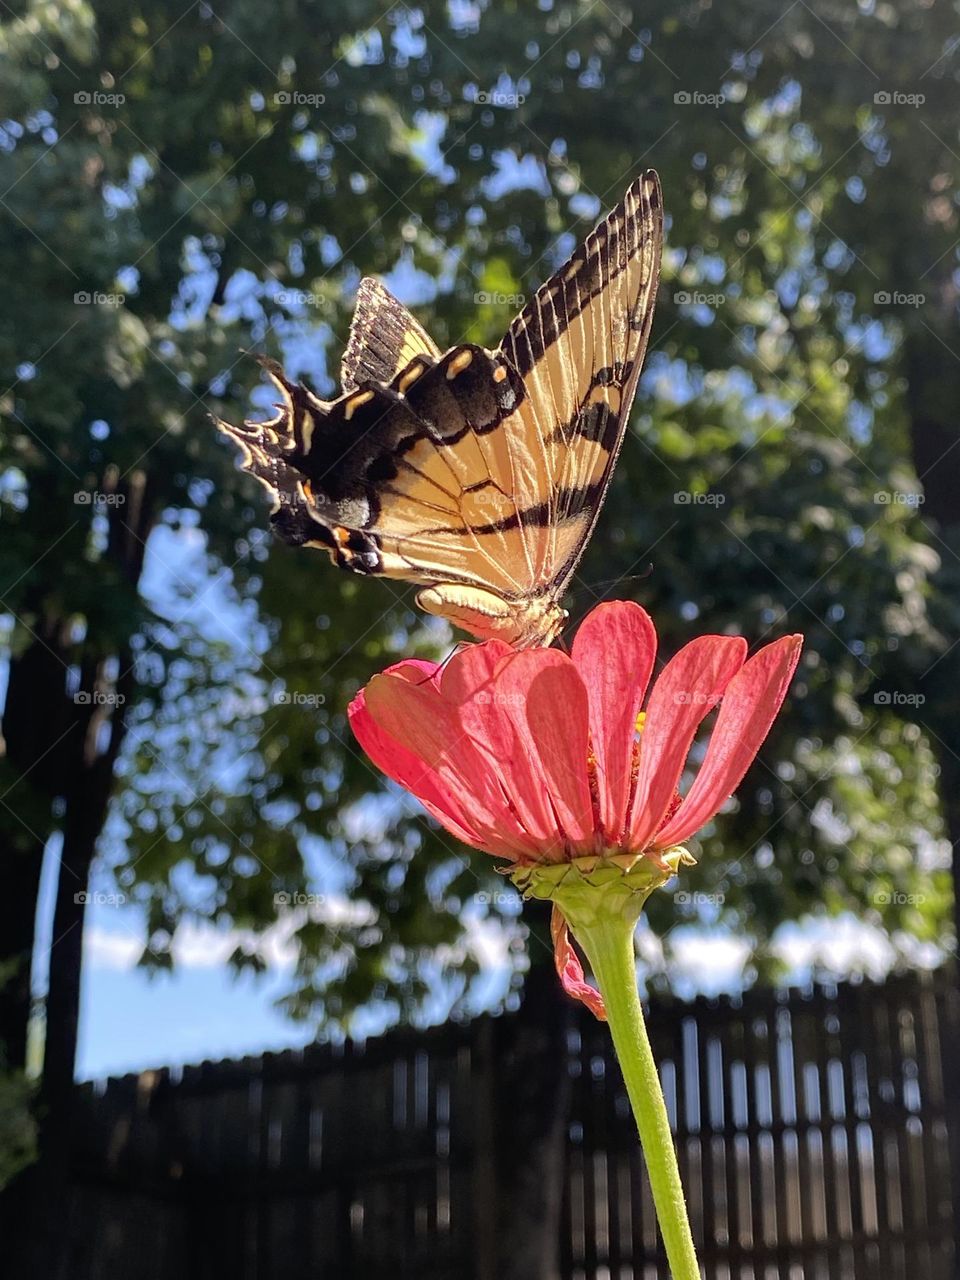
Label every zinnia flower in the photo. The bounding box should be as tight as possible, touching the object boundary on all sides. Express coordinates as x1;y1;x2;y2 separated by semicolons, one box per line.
349;601;801;1016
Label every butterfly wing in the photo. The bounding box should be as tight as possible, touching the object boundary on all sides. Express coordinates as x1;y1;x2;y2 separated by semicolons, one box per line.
219;346;548;601
497;168;662;596
340;278;441;392
217;173;662;644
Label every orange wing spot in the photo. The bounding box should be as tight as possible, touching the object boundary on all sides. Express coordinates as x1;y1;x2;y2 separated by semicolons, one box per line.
492;365;508;383
398;363;424;394
345;390;374;420
446;350;474;380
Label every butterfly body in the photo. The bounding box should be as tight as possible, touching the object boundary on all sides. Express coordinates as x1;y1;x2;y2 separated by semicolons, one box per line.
218;171;663;646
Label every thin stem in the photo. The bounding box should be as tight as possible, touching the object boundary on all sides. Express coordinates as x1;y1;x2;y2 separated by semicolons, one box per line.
576;917;701;1280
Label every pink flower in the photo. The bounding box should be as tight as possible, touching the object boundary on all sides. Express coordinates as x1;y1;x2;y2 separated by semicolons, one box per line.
349;602;802;1015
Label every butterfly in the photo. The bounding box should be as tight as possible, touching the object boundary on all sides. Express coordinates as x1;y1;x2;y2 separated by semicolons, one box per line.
217;170;662;647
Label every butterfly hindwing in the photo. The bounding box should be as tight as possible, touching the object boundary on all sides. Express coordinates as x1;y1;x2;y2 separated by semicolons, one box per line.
233;346;544;602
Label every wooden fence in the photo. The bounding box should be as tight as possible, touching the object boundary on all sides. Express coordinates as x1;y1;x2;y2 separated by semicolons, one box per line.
65;967;960;1279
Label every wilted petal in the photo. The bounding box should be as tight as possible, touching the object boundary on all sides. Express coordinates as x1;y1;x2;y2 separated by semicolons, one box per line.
628;635;747;849
655;634;803;848
551;905;606;1020
572;601;657;842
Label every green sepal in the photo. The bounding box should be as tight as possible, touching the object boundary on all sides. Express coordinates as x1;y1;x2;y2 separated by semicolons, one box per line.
509;847;696;931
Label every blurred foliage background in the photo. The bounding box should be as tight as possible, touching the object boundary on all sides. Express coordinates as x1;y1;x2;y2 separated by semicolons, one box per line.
1;0;959;1157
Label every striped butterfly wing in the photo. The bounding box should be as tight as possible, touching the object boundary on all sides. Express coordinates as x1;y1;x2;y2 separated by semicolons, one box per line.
340;278;441;391
220;345;549;604
497;169;662;598
217;172;662;645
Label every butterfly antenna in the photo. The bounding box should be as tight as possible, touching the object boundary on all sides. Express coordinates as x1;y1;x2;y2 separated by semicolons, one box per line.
577;566;653;600
562;567;654;632
411;640;470;688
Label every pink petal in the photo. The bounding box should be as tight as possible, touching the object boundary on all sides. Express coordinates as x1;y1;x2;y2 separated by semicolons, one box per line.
354;674;533;859
348;686;481;847
443;647;580;856
628;635;748;849
440;644;556;849
497;651;595;853
572;601;657;843
551;906;607;1020
655;634;803;848
381;657;444;687
440;640;514;702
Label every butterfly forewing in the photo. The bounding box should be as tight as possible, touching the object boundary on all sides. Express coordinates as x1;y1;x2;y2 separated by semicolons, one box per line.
498;170;662;592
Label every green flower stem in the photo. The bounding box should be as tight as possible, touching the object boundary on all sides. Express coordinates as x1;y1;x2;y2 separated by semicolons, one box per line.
572;912;701;1280
511;852;701;1280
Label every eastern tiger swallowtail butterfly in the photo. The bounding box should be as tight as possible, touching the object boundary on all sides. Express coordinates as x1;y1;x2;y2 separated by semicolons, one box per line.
217;170;662;647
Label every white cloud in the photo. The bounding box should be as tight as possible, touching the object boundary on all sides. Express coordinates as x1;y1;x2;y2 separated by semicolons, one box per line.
83;928;141;971
668;930;752;995
771;913;907;980
82;892;377;975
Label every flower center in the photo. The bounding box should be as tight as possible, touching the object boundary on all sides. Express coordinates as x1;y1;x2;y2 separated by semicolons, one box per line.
585;708;681;851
